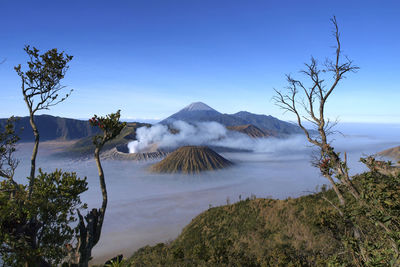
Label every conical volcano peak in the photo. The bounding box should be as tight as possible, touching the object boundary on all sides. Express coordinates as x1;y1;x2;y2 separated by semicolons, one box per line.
182;102;216;112
149;146;233;174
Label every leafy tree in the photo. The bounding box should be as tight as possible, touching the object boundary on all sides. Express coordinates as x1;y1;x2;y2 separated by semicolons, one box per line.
14;45;73;198
274;17;400;265
67;110;126;267
0;119;88;266
0;47;88;266
0;117;19;184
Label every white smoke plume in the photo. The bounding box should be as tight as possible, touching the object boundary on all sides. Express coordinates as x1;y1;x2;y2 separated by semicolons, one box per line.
127;120;308;154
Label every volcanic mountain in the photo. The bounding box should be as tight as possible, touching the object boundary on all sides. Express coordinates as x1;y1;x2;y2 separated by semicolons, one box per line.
227;124;273;138
231;111;302;135
149;146;233;174
159;102;302;135
160;102;248;126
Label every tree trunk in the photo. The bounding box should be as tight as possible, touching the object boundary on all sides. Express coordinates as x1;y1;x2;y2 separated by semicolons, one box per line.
324;174;345;205
70;143;108;267
94;144;107;218
28;114;39;198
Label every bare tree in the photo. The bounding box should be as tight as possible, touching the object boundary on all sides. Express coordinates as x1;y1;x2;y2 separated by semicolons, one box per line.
274;17;399;264
14;45;73;198
274;17;359;205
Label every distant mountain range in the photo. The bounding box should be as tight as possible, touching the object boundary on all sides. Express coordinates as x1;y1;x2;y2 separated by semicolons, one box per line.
0;115;99;142
0;102;302;143
160;102;302;135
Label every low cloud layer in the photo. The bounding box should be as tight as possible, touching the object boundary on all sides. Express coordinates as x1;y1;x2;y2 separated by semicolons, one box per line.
127;120;308;154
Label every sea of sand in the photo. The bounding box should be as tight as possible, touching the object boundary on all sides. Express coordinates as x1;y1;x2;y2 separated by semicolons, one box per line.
12;123;399;264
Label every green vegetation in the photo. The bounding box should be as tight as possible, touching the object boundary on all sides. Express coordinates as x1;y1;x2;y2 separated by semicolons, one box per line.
65;111;126;266
0;47;126;267
0;47;90;266
125;190;338;266
0;169;87;266
112;168;397;266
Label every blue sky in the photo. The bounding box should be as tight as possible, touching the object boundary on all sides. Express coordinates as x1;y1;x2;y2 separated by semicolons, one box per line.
0;0;399;123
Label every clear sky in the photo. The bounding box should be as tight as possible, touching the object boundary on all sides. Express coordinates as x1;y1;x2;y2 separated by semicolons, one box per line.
0;0;399;123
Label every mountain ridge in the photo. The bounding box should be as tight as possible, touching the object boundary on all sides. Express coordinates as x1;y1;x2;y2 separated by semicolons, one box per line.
160;102;302;135
0;114;100;142
227;124;273;138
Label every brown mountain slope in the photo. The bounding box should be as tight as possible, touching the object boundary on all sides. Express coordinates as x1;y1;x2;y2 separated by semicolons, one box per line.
227;124;273;138
149;146;233;174
378;145;400;161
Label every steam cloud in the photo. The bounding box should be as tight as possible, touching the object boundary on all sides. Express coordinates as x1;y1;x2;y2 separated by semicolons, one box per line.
127;120;308;154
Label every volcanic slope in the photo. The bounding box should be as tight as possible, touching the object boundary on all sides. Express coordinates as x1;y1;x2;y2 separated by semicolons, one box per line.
160;102;248;126
227;124;272;138
378;145;400;161
232;111;302;135
149;146;233;174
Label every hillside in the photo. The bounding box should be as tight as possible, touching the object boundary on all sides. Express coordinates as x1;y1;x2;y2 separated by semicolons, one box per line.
62;122;151;157
232;111;303;135
149;146;233;174
126;191;341;266
378;145;400;161
159;102;302;135
227;124;273;138
0;115;100;142
104;169;400;266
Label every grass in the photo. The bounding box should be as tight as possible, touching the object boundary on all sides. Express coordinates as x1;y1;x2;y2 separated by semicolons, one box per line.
123;189;342;266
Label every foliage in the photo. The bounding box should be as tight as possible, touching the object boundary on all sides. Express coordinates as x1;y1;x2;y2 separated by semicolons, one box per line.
0;117;19;180
127;193;344;266
65;110;126;267
15;45;74;198
90;110;127;148
0;46;90;266
104;257;125;267
0;169;88;266
14;45;73;113
126;168;400;266
322;170;400;266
